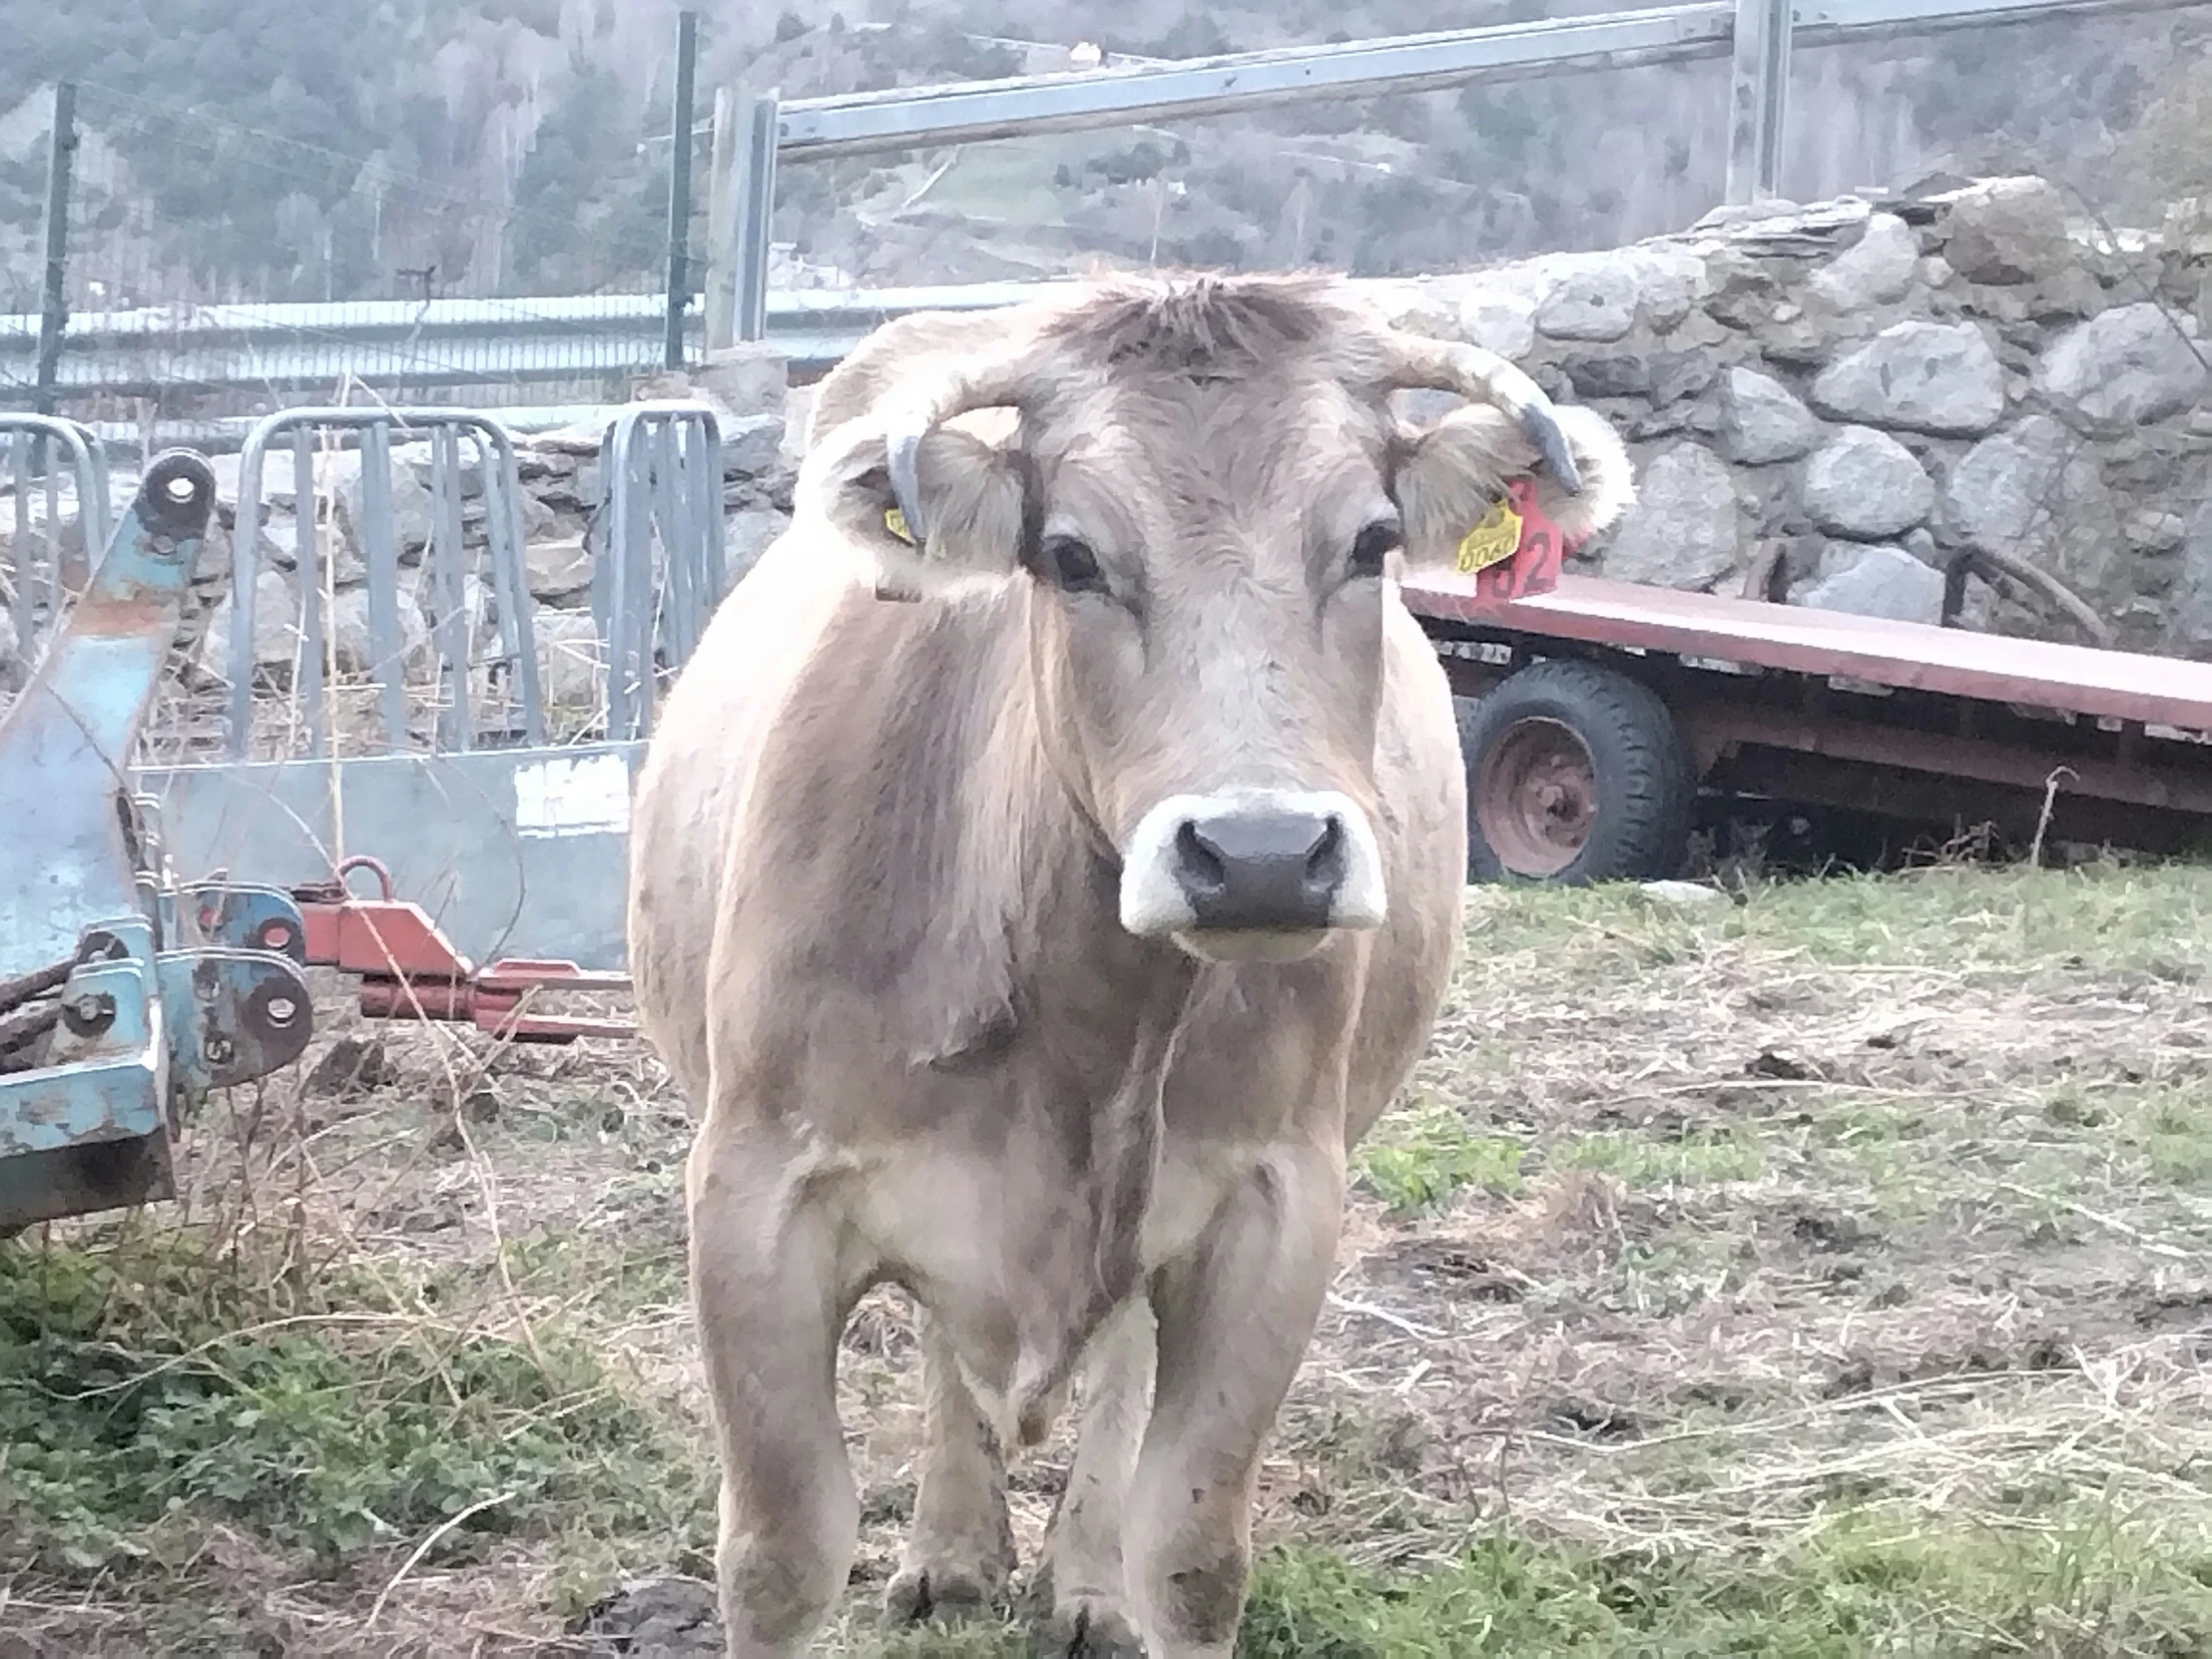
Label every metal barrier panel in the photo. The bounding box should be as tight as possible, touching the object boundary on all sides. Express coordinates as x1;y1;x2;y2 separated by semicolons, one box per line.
132;401;736;971
225;407;546;761
0;415;110;675
593;401;725;742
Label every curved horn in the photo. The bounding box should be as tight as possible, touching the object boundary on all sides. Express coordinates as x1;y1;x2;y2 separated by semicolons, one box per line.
1379;330;1584;496
880;342;1049;547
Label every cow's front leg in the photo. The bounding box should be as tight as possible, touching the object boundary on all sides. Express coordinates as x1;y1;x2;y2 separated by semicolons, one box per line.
689;1127;862;1658
1030;1296;1155;1656
884;1310;1017;1623
1130;1142;1344;1659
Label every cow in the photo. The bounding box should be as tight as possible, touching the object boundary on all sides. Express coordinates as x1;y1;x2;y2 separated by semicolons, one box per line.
627;274;1635;1658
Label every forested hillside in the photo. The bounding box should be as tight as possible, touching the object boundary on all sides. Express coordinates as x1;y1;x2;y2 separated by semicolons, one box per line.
4;0;2210;312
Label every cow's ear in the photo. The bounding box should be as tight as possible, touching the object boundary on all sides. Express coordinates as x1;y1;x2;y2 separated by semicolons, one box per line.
802;413;1026;600
1393;401;1635;572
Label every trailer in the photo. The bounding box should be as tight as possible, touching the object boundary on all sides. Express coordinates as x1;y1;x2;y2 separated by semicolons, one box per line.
1405;571;2212;881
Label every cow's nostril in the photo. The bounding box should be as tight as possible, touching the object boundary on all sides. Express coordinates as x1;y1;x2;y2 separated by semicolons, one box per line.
1175;821;1229;898
1305;818;1345;884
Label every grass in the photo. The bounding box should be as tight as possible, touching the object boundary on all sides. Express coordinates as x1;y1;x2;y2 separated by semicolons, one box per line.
0;1232;711;1582
7;861;2212;1654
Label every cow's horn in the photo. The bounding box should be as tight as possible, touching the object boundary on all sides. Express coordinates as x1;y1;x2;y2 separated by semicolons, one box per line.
1379;330;1584;496
881;350;1043;549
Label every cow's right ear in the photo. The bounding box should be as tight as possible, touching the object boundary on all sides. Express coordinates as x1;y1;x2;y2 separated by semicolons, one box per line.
801;413;1026;601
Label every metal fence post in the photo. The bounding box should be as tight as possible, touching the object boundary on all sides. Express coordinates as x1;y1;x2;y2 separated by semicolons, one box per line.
735;91;781;343
34;82;77;418
663;9;700;370
1725;0;1793;206
705;87;739;351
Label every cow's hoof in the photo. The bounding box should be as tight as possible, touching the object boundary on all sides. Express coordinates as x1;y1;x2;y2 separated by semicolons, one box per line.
1032;1595;1149;1658
882;1559;1003;1625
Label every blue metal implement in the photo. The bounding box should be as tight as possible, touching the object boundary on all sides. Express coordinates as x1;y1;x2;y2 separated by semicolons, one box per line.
0;452;314;1230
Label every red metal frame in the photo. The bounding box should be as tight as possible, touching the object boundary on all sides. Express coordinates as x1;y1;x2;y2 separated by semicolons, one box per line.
289;856;634;1044
1402;572;2212;733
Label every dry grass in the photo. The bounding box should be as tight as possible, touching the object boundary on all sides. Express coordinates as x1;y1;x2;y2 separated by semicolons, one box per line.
4;864;2210;1655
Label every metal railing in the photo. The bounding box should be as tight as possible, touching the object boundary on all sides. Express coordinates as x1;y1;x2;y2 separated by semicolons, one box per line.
707;0;2208;340
0;415;111;668
226;407;545;760
593;402;727;742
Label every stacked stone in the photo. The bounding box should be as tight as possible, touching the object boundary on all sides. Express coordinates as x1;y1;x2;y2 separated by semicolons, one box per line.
1377;176;2211;656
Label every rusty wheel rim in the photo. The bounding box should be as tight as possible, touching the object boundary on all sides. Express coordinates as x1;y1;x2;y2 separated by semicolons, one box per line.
1474;716;1598;877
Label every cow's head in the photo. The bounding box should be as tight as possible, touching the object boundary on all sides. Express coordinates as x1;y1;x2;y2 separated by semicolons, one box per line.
800;276;1634;963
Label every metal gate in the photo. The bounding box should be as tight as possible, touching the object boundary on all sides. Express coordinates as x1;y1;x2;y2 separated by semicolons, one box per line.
130;402;731;972
0;414;112;675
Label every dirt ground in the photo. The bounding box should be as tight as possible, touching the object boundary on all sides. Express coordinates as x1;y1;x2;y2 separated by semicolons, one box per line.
3;865;2208;1657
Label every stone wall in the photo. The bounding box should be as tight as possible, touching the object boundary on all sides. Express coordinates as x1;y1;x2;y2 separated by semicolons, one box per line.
1370;175;2212;657
8;173;2208;728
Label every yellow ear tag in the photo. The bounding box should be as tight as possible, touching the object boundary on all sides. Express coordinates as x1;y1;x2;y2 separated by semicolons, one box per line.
883;505;915;544
1455;497;1522;575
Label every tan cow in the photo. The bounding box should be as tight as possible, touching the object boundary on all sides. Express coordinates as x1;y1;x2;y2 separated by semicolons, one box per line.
628;274;1634;1658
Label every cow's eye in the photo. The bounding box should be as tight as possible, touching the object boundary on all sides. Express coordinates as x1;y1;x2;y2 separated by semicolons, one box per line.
1036;533;1107;594
1348;518;1401;579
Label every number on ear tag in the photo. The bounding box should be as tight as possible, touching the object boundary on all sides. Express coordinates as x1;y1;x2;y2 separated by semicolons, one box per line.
1454;498;1522;575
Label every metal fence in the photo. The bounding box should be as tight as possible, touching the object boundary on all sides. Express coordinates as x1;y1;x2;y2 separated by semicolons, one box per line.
111;401;728;971
711;0;2212;342
7;0;2206;398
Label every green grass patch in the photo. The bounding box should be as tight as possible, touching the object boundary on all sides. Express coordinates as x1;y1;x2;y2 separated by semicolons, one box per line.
1544;1126;1764;1188
1354;1101;1525;1216
0;1234;711;1576
1237;1507;2212;1657
1464;864;2212;980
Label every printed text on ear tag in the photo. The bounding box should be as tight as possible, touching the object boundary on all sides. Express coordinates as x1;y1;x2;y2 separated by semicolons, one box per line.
1454;497;1521;575
884;506;914;544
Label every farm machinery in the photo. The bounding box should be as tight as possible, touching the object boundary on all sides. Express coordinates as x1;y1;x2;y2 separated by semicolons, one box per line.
0;454;315;1231
0;433;638;1235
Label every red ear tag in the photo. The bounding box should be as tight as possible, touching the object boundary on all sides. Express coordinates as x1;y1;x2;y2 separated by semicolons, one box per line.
1457;477;1566;608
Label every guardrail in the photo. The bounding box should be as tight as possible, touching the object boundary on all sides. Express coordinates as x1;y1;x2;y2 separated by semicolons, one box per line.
716;0;2209;339
5;0;2199;396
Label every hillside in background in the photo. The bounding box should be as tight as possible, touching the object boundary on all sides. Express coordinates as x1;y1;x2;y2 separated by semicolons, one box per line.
3;0;2212;311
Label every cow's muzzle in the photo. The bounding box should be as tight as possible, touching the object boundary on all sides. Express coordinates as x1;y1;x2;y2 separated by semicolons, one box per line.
1119;791;1387;956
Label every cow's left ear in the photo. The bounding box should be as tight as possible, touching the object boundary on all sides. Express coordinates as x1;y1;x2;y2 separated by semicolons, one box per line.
800;411;1026;601
1393;401;1636;573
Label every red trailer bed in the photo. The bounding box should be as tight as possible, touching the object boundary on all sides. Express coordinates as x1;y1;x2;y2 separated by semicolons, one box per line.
1398;571;2212;880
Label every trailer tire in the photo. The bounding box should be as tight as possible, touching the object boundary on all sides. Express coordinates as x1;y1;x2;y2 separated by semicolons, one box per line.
1458;658;1695;885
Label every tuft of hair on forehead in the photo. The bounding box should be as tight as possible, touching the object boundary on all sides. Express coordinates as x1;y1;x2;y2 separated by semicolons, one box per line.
1044;273;1355;378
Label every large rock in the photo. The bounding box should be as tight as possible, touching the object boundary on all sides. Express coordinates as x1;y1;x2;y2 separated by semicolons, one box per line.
726;509;788;587
197;569;298;682
1801;426;1935;539
527;535;594;604
1810;213;1918;311
329;585;432;680
536;610;606;711
696;340;790;418
1792;543;1945;624
1937;177;2071;285
1534;264;1639;343
1596;442;1742;590
1943;414;2121;602
721;414;786;478
1718;367;1822;464
2036;303;2208;430
1457;291;1537;358
1810;321;2006;435
333;451;438;564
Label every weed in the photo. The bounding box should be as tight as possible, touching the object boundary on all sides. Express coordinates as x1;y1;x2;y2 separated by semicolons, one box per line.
1353;1101;1524;1216
0;1233;711;1577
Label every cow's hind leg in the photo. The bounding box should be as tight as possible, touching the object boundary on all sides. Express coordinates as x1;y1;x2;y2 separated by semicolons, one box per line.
1029;1297;1155;1656
884;1309;1017;1623
690;1137;860;1658
1131;1145;1343;1658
